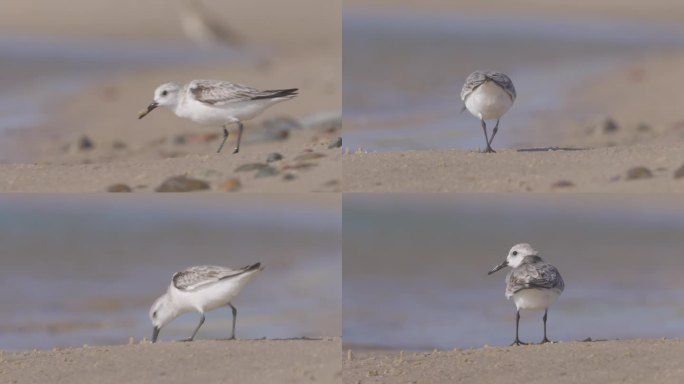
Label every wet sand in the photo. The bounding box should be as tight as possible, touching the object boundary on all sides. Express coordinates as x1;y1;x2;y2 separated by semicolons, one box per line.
0;338;341;384
0;0;340;193
344;339;684;384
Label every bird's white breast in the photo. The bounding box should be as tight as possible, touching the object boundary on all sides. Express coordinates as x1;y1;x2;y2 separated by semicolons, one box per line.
464;81;514;120
512;288;560;310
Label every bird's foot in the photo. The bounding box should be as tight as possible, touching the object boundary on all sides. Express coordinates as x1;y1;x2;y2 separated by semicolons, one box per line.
232;147;239;154
510;340;527;346
479;147;496;154
180;338;195;342
539;338;552;344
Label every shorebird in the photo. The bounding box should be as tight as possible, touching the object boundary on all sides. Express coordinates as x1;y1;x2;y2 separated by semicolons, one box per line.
461;70;516;153
150;262;263;343
176;0;241;48
488;243;564;345
138;80;298;154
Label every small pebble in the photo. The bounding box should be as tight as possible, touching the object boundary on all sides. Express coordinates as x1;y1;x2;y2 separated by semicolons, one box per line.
294;153;326;161
266;153;284;163
155;175;210;192
255;166;279;178
674;164;684;179
78;135;94;151
602;118;619;133
112;141;127;150
282;173;296;181
328;137;342;149
625;166;652;180
235;163;268;172
637;123;652;132
107;184;132;193
219;178;241;192
551;180;574;189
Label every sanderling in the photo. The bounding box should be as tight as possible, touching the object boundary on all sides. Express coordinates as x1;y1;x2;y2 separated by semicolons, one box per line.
138;80;298;154
488;243;564;345
461;70;516;153
150;262;263;343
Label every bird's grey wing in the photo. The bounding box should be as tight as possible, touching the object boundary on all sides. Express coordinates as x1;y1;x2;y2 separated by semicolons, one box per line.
460;71;487;101
485;71;517;101
172;265;252;291
506;263;564;297
188;80;262;105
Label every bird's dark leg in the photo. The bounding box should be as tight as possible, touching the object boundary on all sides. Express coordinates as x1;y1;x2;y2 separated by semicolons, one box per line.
233;121;244;154
228;303;237;340
511;310;526;346
182;313;206;342
487;119;500;149
217;127;229;154
540;309;551;344
481;119;495;153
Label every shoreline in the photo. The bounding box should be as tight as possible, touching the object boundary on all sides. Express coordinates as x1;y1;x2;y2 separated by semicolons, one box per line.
344;338;684;383
0;338;342;384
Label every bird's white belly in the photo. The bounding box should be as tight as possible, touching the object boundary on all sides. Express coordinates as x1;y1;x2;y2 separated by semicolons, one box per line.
465;81;513;120
175;98;288;125
513;289;560;310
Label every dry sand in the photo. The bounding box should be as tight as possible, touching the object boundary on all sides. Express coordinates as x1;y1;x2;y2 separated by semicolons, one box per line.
0;338;341;384
344;339;684;384
343;2;684;193
0;0;340;192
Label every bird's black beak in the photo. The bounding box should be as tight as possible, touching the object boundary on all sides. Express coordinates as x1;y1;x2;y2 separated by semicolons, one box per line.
138;102;158;119
152;326;160;343
488;260;508;275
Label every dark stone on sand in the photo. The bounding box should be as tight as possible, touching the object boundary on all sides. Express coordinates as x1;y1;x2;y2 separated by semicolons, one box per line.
551;180;575;189
674;164;684;179
328;137;342;149
112;141;127;150
282;173;296;181
155;175;210;192
255;166;279;178
235;163;268;172
602;118;619;133
284;162;318;171
107;184;132;193
78;135;95;151
626;166;653;180
294;152;326;161
637;123;652;132
266;153;284;163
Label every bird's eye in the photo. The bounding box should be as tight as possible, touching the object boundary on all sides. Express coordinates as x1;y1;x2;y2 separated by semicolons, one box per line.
153;311;157;318
512;251;518;256
161;90;168;97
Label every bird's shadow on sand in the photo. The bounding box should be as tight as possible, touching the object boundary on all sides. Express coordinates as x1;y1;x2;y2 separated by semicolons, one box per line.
516;147;588;152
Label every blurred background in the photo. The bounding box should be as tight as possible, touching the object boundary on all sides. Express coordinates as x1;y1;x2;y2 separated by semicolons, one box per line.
343;194;684;350
0;195;341;351
0;0;340;164
344;0;684;151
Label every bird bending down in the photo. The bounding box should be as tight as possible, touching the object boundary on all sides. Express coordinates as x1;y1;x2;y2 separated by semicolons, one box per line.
461;70;516;153
488;244;564;346
150;262;263;343
139;80;298;154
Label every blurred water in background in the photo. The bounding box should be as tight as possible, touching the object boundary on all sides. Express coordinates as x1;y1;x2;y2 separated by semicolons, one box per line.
343;195;684;350
0;195;340;351
343;10;684;151
0;36;248;157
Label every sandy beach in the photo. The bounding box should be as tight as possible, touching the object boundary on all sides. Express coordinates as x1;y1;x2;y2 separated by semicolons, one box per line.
343;0;684;193
343;339;684;383
0;0;340;192
0;338;342;384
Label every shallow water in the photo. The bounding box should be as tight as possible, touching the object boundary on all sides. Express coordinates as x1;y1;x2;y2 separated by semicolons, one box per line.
343;195;684;350
0;196;340;351
0;36;248;155
343;10;684;151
